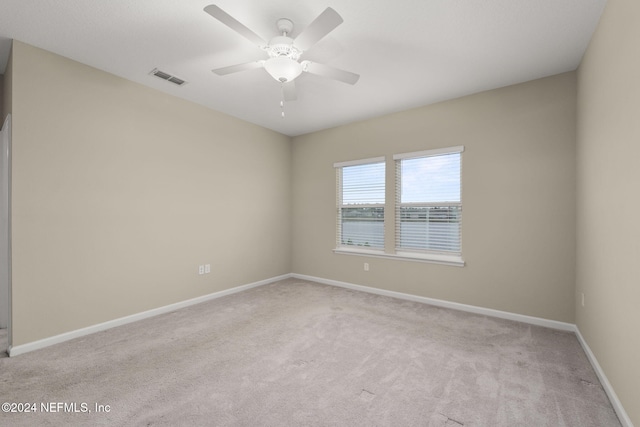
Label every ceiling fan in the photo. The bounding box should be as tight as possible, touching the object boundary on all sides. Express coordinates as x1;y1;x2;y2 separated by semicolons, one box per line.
204;5;359;103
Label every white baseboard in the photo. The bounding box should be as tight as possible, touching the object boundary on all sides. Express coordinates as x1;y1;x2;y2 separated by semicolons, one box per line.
291;273;575;331
8;273;291;357
291;273;633;426
574;328;633;427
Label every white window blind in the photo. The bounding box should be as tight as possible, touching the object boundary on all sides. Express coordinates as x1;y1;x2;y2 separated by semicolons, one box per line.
394;147;463;255
335;158;385;249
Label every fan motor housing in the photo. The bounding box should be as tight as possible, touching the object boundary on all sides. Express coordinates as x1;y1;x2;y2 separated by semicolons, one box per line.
267;35;302;60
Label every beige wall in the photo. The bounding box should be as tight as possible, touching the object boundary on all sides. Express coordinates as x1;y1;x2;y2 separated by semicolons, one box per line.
292;72;577;323
9;41;291;346
577;0;640;424
0;73;4;122
1;48;10;123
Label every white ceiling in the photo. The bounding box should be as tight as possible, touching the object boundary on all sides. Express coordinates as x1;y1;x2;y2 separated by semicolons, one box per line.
0;0;606;136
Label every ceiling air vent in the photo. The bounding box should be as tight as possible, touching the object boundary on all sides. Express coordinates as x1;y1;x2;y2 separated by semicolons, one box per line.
150;68;187;86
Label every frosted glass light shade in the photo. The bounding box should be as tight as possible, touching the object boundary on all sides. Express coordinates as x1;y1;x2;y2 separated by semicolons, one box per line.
264;57;303;83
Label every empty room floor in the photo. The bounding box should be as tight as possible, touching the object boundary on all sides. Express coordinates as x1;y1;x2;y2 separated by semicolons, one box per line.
0;279;620;426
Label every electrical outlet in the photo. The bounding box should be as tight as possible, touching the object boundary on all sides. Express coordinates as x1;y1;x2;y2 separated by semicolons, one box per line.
364;263;369;271
198;265;205;275
205;264;211;274
581;292;585;307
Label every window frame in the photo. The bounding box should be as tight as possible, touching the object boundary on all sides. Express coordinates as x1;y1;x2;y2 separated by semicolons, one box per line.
334;157;386;254
333;147;464;267
393;146;464;266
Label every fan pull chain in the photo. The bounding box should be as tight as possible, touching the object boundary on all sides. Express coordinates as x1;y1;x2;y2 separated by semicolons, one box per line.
280;84;286;118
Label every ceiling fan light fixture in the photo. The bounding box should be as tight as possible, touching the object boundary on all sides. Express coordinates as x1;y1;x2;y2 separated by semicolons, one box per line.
264;57;302;83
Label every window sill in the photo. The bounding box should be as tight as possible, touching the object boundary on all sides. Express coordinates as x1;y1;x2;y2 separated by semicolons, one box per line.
333;247;465;267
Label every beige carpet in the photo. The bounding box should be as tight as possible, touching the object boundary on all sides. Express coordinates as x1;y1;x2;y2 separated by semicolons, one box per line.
0;278;621;426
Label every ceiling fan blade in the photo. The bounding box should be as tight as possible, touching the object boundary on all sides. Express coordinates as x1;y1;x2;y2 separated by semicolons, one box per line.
294;7;343;51
212;61;264;76
204;5;266;48
282;81;297;101
302;61;360;85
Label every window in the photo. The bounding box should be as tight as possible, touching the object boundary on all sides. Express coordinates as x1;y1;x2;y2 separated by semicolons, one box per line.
335;158;385;250
334;147;464;267
394;147;463;258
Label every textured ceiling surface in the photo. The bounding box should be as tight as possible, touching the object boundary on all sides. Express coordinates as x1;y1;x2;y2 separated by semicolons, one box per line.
0;0;606;136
